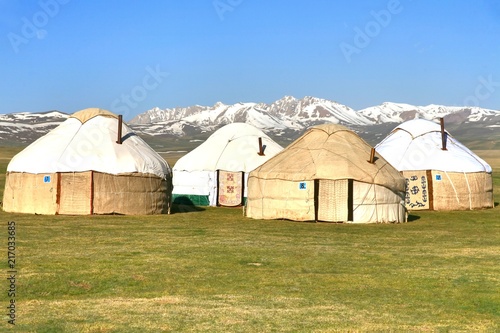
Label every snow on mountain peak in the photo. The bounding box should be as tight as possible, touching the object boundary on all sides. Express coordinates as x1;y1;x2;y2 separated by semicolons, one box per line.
126;96;499;137
359;102;500;124
213;101;226;108
1;99;498;143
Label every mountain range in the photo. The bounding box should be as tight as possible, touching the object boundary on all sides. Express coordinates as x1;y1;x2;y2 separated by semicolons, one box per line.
1;96;499;149
129;96;499;137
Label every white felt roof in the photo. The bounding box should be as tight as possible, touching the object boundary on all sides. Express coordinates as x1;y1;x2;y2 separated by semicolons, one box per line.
375;119;491;173
173;123;283;172
7;108;170;178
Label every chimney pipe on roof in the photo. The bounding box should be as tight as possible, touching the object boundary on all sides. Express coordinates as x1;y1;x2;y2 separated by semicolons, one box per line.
368;147;376;164
440;117;447;151
257;137;265;156
116;115;123;144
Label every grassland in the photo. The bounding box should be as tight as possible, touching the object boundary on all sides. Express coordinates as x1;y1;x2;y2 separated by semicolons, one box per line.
0;146;498;332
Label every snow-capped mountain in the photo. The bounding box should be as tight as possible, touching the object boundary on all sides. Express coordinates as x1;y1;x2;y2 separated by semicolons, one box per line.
129;96;499;137
0;111;69;144
0;98;498;146
358;102;499;124
130;96;374;136
0;110;68;122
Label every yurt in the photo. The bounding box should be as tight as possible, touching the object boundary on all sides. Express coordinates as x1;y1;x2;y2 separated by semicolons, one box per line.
3;108;172;215
172;123;283;207
245;124;407;223
375;118;493;211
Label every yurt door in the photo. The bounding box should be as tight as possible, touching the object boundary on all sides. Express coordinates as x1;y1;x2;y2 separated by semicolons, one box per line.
217;170;244;207
315;179;353;222
404;171;432;210
57;172;93;215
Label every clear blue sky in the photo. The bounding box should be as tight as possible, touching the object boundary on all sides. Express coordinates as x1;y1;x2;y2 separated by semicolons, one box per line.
1;0;499;120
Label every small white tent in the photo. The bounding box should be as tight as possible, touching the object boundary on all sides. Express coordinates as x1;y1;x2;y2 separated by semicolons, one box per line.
3;108;172;215
375;119;493;210
172;123;283;206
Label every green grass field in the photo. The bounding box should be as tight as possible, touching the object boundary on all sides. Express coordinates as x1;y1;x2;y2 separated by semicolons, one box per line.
0;147;498;332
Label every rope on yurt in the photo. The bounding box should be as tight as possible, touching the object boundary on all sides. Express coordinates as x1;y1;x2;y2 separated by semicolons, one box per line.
464;172;472;210
444;171;460;204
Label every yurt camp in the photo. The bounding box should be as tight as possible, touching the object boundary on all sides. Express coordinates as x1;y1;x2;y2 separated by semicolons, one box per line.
172;123;283;207
3;108;172;215
245;124;407;223
375;118;493;211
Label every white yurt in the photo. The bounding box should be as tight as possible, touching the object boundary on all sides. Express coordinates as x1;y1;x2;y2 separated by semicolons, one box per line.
3;108;172;215
245;124;407;223
172;123;283;207
375;118;493;211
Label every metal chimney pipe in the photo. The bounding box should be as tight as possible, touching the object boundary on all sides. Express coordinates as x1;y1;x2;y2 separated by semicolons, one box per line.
116;115;123;144
440;117;447;151
258;137;265;156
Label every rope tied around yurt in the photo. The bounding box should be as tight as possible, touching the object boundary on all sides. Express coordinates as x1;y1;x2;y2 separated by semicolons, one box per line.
463;172;472;210
444;171;460;204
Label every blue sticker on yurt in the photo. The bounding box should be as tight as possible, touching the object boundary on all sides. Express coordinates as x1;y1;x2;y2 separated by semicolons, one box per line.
435;174;442;181
299;182;307;190
43;175;51;183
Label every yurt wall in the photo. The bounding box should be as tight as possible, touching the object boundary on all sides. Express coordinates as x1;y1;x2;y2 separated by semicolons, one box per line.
3;171;171;215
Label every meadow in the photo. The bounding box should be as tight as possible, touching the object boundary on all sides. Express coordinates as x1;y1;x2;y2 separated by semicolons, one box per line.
0;147;498;332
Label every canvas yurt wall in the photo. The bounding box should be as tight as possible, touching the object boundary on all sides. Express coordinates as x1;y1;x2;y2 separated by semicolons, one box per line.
172;123;283;207
3;108;172;215
246;124;407;223
375;119;493;211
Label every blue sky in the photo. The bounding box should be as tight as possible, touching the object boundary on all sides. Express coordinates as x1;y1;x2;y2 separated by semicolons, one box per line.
1;0;499;120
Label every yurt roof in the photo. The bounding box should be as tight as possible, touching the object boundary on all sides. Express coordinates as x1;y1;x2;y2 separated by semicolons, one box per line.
250;123;405;192
173;123;283;172
375;119;492;173
70;107;117;123
7;108;170;178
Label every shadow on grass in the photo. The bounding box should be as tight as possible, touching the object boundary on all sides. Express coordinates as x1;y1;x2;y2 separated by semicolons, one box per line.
170;199;206;214
407;214;421;222
495;202;499;207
